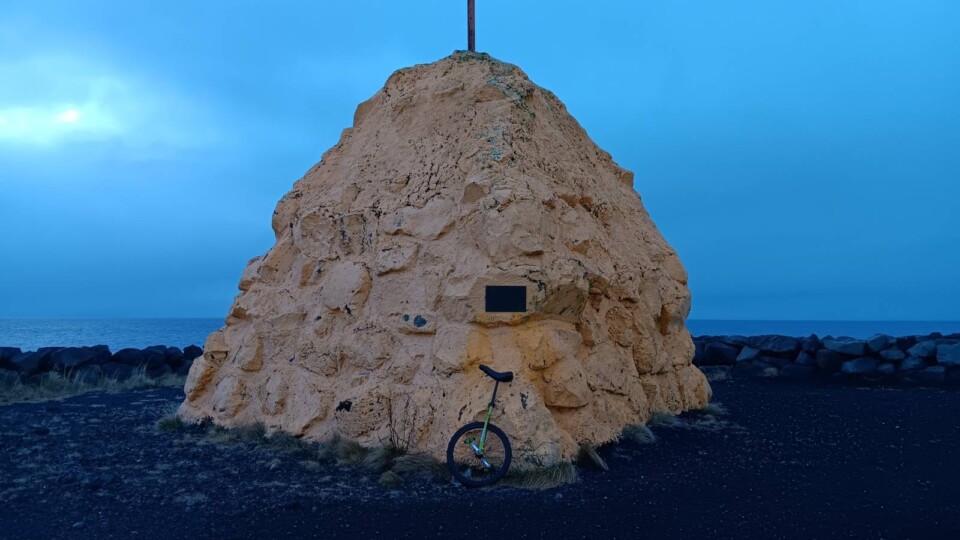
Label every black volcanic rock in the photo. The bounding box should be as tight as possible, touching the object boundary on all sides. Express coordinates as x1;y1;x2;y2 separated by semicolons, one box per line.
816;349;847;374
142;348;167;370
896;336;918;351
746;335;801;356
50;346;111;371
0;347;22;369
900;356;928;372
795;351;817;367
699;342;740;366
822;338;867;356
841;358;878;376
801;335;821;354
112;349;145;366
183;345;203;361
912;366;946;385
866;334;893;353
10;349;56;375
164;347;185;368
907;340;937;359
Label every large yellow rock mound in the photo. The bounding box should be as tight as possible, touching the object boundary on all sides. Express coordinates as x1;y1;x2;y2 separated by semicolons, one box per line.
178;51;710;467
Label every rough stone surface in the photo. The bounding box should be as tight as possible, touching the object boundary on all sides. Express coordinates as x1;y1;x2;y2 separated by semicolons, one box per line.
178;52;710;465
736;346;761;363
794;351;817;367
701;342;740;366
907;340;937;359
747;335;800;356
866;334;893;353
936;343;960;367
900;356;928;372
841;358;878;376
911;366;946;385
878;349;906;362
816;349;846;374
822;338;867;356
49;346;111;372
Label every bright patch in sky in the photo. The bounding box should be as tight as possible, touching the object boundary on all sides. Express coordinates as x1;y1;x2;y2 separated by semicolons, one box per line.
0;54;218;150
57;108;79;123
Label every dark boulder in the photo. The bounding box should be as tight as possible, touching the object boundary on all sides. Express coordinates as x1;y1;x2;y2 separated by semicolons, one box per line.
936;343;960;367
183;345;203;362
913;366;946;385
10;349;56;375
878;349;906;362
841;358;878;376
694;339;704;360
736;346;761;363
142;348;167;370
0;347;22;369
822;338;867;356
795;351;817;367
698;342;740;366
896;336;918;351
907;340;937;359
746;335;800;356
112;348;145;366
866;334;893;353
947;368;960;387
900;356;928;372
714;335;751;348
102;363;134;381
164;347;185;368
50;346;111;372
877;363;896;376
760;356;793;369
801;335;821;354
816;349;847;374
148;363;173;377
779;365;816;379
175;358;194;376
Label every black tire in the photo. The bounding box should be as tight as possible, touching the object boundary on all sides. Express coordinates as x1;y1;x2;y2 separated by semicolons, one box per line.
446;421;512;488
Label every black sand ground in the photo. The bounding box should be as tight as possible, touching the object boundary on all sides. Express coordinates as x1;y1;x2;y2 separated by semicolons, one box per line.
1;379;958;539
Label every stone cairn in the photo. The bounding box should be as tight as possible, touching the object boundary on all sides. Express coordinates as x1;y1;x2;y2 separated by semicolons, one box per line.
177;51;711;467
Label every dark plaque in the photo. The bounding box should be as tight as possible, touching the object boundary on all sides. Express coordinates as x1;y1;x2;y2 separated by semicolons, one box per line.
485;286;526;313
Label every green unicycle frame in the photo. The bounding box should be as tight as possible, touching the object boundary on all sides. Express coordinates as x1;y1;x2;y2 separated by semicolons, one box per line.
446;364;514;487
470;383;500;468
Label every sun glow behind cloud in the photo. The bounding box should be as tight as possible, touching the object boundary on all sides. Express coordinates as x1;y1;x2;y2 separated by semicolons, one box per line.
0;53;218;151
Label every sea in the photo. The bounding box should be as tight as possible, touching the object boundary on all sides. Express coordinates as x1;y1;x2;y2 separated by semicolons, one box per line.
1;318;959;353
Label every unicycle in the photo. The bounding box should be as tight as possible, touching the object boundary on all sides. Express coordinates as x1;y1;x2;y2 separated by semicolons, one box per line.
446;364;513;487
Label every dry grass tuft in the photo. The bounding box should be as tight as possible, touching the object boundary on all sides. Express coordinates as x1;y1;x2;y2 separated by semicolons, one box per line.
320;434;369;467
0;367;185;404
649;411;685;428
696;402;728;416
390;453;450;483
501;462;579;490
702;366;732;382
621;424;657;444
155;403;184;432
577;442;609;471
379;470;404;487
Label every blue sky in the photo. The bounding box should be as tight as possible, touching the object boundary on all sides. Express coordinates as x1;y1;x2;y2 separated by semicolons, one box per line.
0;0;957;320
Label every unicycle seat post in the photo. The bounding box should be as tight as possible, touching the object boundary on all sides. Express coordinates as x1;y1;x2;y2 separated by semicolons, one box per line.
489;380;500;408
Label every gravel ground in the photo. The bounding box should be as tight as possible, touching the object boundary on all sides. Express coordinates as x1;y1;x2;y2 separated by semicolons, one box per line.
1;379;958;539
